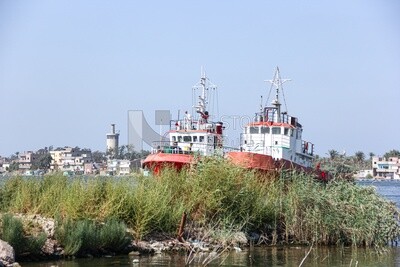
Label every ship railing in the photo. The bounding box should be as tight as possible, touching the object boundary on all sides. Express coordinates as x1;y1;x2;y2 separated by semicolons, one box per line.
254;108;291;124
301;141;314;156
170;119;223;132
150;141;238;155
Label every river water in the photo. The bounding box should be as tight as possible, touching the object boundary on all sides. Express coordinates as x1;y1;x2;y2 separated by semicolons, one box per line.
21;180;400;267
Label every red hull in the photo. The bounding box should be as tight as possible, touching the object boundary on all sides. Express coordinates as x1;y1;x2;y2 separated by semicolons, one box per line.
227;151;308;171
227;151;328;181
142;153;194;174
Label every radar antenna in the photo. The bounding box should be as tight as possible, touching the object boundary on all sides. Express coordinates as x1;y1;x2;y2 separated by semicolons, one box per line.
265;67;291;122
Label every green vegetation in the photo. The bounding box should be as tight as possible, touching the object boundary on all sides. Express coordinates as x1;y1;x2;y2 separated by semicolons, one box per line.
317;149;400;180
317;150;374;180
0;158;399;256
55;217;130;256
0;214;46;257
384;149;400;159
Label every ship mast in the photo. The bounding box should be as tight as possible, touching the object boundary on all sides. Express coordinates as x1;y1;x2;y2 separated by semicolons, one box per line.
265;67;291;123
198;69;207;115
193;68;217;123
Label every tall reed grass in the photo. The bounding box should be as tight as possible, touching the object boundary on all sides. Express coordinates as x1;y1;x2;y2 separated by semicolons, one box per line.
0;158;398;249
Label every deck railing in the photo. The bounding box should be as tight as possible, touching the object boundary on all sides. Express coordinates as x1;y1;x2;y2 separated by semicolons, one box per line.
150;141;238;155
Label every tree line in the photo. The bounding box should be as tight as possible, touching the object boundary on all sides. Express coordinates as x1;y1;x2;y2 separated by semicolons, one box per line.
3;145;150;172
316;149;400;180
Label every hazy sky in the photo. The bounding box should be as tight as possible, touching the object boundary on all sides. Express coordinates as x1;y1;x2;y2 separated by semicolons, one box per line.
0;0;399;157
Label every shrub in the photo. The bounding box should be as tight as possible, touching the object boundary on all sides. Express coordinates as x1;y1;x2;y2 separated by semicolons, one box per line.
0;214;46;257
1;214;26;255
55;217;130;256
98;218;130;252
55;218;84;256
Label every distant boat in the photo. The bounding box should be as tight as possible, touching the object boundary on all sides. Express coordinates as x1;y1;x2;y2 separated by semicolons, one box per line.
142;70;233;174
227;67;328;181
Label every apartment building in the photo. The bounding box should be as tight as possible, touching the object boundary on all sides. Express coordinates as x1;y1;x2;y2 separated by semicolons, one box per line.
18;151;37;172
50;147;92;173
107;159;131;175
372;156;400;179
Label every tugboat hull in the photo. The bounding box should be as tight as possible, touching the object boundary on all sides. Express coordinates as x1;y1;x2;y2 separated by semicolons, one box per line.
227;151;308;172
142;153;194;175
227;151;328;181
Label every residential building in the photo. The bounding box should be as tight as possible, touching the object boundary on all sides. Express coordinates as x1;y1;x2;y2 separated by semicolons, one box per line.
107;159;131;175
0;163;10;173
84;162;105;175
353;169;373;179
372;156;400;179
0;157;4;173
50;147;92;173
18;151;37;172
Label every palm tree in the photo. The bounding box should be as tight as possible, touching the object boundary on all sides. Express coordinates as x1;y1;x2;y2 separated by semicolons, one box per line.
354;151;365;163
353;151;366;170
384;149;400;159
328;149;339;160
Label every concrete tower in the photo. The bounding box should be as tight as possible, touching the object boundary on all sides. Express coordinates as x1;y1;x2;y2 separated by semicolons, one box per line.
106;124;119;158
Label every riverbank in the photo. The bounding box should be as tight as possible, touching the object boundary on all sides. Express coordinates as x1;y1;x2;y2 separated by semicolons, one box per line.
1;158;399;264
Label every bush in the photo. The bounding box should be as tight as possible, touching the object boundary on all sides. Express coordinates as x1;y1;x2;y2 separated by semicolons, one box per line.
1;214;26;255
55;219;84;256
0;214;46;257
55;217;130;256
98;218;130;252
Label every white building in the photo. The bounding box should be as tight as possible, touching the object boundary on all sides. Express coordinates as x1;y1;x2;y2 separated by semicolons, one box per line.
50;147;92;173
18;151;37;172
372;156;400;179
107;159;131;175
0;157;4;173
353;169;373;179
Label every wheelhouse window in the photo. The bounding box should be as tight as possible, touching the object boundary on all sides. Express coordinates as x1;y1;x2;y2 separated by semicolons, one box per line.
177;136;183;142
284;128;289;136
193;136;198;143
272;127;281;134
172;136;176;141
261;127;270;134
183;135;192;142
249;127;259;134
296;129;302;139
199;136;205;142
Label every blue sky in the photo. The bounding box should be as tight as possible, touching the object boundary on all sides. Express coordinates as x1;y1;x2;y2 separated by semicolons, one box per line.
0;0;399;157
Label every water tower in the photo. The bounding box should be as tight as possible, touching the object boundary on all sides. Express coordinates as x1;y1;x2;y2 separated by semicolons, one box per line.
106;124;119;158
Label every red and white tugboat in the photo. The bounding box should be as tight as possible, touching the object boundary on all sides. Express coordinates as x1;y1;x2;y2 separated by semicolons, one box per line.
142;70;225;174
227;67;327;180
